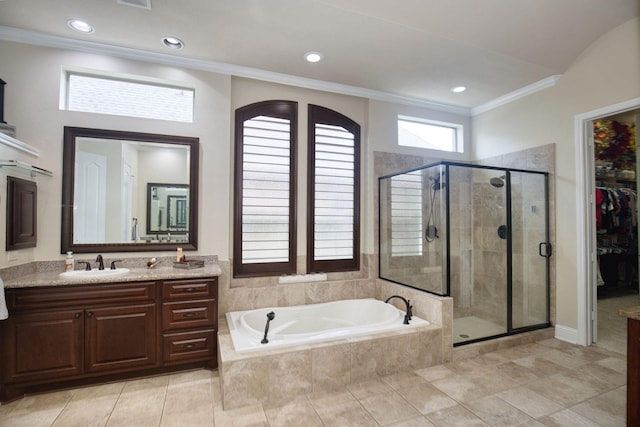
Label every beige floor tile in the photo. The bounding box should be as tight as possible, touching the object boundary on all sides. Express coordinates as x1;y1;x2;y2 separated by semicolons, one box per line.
414;365;455;382
313;399;376;427
425;404;489;426
0;390;75;427
213;401;268;427
511;354;568;377
0;406;66;427
51;397;117;427
68;382;124;401
388;416;436;427
537;349;591;370
495;386;563;418
595;356;627;374
464;395;534;427
569;386;626;427
359;390;421;425
525;371;604;407
537;408;603;427
431;374;484;402
494;360;543;384
396;382;458;415
107;386;166;426
347;377;393;399
382;371;428;390
264;398;323;427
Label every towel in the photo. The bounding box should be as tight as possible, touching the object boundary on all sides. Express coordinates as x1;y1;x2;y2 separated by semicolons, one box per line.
0;276;7;320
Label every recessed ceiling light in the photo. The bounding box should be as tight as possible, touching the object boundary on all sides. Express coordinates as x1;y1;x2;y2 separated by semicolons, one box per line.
162;36;184;49
305;52;323;63
451;86;467;93
67;19;94;34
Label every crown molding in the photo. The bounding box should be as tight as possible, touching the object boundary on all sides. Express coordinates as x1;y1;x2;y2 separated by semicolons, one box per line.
471;75;562;116
0;26;472;116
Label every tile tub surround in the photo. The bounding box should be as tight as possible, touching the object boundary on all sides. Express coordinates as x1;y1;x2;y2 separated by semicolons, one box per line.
217;314;444;410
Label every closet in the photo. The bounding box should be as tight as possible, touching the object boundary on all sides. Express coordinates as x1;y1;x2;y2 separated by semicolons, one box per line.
594;111;639;296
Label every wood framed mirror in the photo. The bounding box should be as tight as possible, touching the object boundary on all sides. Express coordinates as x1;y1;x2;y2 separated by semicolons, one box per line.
61;127;199;253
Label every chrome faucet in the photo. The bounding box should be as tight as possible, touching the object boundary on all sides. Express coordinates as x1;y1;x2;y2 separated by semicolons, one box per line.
385;295;413;324
96;254;105;270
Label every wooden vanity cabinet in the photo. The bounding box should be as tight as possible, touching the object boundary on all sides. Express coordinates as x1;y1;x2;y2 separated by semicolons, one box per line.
161;277;218;368
0;277;218;402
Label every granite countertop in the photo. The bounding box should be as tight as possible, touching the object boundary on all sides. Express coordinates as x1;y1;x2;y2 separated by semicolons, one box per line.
619;306;640;321
2;257;222;289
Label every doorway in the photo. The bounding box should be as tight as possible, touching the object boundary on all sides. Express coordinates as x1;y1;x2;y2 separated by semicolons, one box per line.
592;110;639;354
576;98;640;348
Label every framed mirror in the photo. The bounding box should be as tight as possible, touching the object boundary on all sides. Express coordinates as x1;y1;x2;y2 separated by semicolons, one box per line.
61;127;199;253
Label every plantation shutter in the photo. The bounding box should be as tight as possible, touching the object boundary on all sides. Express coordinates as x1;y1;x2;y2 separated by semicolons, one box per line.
234;101;297;277
308;105;360;272
390;171;423;256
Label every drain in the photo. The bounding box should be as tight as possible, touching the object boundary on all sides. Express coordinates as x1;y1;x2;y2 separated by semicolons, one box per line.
459;334;469;338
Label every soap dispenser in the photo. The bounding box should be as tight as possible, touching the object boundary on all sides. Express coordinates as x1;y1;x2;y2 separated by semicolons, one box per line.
65;251;75;271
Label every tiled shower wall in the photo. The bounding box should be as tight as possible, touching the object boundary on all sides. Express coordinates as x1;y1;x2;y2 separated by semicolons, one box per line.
374;144;556;326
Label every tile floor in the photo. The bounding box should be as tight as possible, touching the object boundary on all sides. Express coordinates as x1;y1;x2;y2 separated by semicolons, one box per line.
1;291;635;427
0;337;628;426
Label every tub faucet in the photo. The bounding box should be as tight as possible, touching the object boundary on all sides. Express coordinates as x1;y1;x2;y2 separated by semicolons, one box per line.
96;254;105;270
385;295;413;324
261;311;276;344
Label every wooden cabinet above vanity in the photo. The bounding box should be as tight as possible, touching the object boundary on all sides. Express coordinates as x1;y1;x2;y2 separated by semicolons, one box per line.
0;275;218;403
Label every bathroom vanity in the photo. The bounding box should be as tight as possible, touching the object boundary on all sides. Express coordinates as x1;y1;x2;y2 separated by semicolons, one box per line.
0;265;220;403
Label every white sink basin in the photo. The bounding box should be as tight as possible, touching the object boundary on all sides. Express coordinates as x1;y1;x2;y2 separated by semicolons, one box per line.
59;268;130;280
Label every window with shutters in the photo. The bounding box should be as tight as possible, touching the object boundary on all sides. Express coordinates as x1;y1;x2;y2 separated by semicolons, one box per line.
307;105;360;273
233;101;297;277
390;171;423;256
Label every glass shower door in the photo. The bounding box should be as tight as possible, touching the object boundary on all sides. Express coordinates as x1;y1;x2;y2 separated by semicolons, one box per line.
510;171;550;330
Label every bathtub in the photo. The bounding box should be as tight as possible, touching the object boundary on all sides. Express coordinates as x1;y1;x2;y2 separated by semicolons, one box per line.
225;298;429;352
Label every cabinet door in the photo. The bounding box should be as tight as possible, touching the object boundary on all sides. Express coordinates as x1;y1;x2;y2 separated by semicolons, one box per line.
85;303;158;373
2;309;83;383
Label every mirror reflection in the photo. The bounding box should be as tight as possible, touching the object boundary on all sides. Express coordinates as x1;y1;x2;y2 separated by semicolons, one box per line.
147;183;189;234
62;127;199;253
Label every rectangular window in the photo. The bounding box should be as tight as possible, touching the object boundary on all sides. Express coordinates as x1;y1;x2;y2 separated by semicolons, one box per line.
308;105;360;273
234;101;297;277
390;171;423;256
63;70;194;123
398;115;463;153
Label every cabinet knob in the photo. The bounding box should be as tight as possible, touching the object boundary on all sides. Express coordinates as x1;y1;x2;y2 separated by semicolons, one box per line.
186;287;196;292
185;344;195;349
184;312;196;318
74;312;81;318
86;311;93;317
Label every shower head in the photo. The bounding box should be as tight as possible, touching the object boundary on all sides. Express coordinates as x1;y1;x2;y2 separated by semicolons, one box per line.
489;176;505;188
429;176;445;191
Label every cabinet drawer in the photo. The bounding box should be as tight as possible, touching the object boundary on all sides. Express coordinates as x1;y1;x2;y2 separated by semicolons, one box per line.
7;282;156;310
162;278;217;300
163;330;216;364
162;299;216;331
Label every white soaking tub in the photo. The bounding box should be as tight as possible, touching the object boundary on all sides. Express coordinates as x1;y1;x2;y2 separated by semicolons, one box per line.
225;298;429;352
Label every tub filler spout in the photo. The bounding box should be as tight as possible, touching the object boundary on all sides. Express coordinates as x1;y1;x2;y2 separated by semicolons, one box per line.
385;295;413;324
261;311;276;344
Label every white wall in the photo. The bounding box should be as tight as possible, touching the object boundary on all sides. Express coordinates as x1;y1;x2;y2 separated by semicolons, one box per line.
0;40;231;267
0;40;471;270
472;18;640;332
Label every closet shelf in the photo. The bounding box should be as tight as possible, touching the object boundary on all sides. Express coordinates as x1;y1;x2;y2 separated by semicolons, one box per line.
0;160;53;177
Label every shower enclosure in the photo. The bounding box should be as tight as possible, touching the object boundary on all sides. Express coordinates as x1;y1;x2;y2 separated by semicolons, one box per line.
379;161;551;345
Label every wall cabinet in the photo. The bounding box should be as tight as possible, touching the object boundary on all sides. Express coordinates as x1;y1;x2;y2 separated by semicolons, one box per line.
0;277;218;402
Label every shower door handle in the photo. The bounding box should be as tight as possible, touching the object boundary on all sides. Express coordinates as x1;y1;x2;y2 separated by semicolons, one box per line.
539;242;552;258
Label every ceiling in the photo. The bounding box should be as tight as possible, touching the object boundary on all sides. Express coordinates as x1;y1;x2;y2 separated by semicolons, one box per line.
0;0;638;111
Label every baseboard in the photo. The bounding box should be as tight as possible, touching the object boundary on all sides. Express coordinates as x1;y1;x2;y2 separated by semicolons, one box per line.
554;324;578;344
